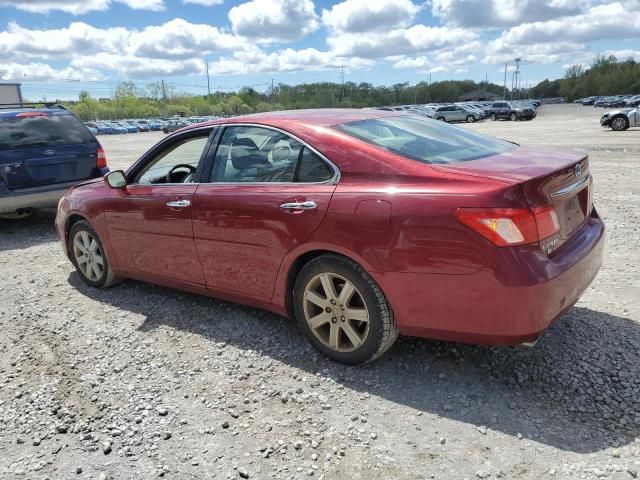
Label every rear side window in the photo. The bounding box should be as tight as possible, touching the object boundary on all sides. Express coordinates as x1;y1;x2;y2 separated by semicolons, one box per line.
0;113;94;149
334;115;515;164
296;148;334;183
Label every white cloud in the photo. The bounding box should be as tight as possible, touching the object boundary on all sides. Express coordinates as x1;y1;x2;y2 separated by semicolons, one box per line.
328;24;476;59
392;56;431;69
0;22;130;61
0;0;109;14
431;0;594;28
0;62;104;82
119;0;165;10
228;0;319;42
182;0;223;5
0;0;165;14
484;41;588;65
71;54;205;78
322;0;420;33
211;47;374;75
129;19;249;59
492;2;640;46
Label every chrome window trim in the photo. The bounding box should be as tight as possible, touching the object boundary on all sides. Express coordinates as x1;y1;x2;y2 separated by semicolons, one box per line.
205;122;341;186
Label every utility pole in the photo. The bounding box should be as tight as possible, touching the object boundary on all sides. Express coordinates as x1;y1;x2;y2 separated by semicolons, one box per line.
271;78;274;103
205;61;211;97
503;63;508;100
161;79;167;100
513;57;521;100
340;67;345;102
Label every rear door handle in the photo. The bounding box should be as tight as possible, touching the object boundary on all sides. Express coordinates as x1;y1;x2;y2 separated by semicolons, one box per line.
280;200;317;210
166;199;191;208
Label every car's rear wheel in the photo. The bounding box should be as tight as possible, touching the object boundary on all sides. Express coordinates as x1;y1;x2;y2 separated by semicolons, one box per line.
293;255;398;365
490;113;496;121
510;112;517;121
69;220;121;288
610;116;629;131
466;115;475;123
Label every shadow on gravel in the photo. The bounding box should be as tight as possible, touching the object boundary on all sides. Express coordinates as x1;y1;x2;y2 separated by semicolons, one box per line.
69;273;640;454
0;209;58;252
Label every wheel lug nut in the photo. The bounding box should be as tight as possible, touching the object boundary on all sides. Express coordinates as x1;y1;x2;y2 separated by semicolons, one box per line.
330;299;336;305
331;317;337;323
340;316;345;322
325;307;332;313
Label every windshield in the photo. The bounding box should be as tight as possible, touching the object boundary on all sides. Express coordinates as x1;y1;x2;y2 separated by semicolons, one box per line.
0;113;94;149
334;115;515;164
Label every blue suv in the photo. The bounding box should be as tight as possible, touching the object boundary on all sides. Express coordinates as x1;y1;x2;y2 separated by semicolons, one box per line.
0;104;109;219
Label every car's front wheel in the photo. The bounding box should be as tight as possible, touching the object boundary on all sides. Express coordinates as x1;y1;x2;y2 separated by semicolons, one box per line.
294;255;398;365
69;220;121;288
510;112;517;121
436;116;446;122
466;115;475;123
610;115;629;131
490;113;496;121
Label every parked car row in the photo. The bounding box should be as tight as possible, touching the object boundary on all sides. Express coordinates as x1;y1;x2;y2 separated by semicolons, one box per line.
576;95;640;108
374;99;540;123
83;116;222;135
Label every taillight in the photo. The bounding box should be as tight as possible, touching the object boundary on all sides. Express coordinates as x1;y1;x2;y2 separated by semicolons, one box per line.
96;147;107;168
455;206;560;247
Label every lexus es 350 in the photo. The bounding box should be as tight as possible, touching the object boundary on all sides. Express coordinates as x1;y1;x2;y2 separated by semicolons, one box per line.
56;109;604;364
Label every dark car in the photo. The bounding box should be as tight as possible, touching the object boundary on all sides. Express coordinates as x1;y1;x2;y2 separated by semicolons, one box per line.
488;101;536;121
0;104;108;219
56;109;603;364
162;119;190;134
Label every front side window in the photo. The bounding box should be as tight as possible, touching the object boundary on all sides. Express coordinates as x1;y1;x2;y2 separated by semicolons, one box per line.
136;134;209;184
211;126;334;183
334;115;515;165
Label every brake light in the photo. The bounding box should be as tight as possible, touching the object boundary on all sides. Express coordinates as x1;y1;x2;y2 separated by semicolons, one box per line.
455;206;560;247
96;147;107;168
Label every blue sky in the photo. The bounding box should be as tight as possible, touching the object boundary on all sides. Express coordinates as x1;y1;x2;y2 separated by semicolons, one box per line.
1;0;639;100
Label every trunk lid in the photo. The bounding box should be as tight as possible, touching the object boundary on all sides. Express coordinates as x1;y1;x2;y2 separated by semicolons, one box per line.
435;147;593;251
0;111;99;190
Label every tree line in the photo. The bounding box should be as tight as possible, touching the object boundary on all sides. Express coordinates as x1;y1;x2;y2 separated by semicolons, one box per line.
530;55;640;101
56;55;639;121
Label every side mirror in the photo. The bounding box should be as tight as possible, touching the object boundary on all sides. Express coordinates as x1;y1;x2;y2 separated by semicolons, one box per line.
105;170;127;189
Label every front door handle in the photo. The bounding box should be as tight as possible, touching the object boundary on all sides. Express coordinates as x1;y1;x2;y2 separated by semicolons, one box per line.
166;199;191;208
280;200;317;210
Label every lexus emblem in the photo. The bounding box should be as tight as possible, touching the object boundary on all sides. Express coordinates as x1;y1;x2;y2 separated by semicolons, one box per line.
43;149;56;156
575;164;582;177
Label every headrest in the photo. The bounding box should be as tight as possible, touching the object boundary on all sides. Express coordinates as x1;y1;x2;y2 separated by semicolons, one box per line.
230;137;266;170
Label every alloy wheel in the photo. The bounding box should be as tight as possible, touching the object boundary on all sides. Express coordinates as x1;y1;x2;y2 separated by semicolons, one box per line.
302;272;370;352
73;230;105;282
611;117;627;131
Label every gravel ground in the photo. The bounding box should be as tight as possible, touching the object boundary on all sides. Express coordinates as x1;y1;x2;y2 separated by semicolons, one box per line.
1;104;639;480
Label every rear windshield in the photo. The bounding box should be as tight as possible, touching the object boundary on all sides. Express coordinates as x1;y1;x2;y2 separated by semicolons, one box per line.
334;115;515;164
0;113;94;149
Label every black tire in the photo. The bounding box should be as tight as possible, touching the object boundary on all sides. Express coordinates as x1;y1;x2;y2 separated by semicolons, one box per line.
69;220;122;288
610;115;629;131
490;113;496;121
510;112;517;121
436;116;446;122
293;254;398;365
466;115;475;123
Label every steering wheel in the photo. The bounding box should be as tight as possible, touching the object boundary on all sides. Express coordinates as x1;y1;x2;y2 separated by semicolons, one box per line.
166;164;196;183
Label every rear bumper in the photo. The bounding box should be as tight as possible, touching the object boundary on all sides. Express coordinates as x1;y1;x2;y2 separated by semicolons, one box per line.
0;170;107;214
375;211;605;345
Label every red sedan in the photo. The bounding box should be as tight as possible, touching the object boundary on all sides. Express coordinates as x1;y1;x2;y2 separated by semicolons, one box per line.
56;109;605;364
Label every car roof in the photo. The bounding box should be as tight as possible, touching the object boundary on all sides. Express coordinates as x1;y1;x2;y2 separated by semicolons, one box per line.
0;107;72;119
193;108;404;130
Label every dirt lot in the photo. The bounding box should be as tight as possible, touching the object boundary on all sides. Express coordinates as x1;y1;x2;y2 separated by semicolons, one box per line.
1;104;639;479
